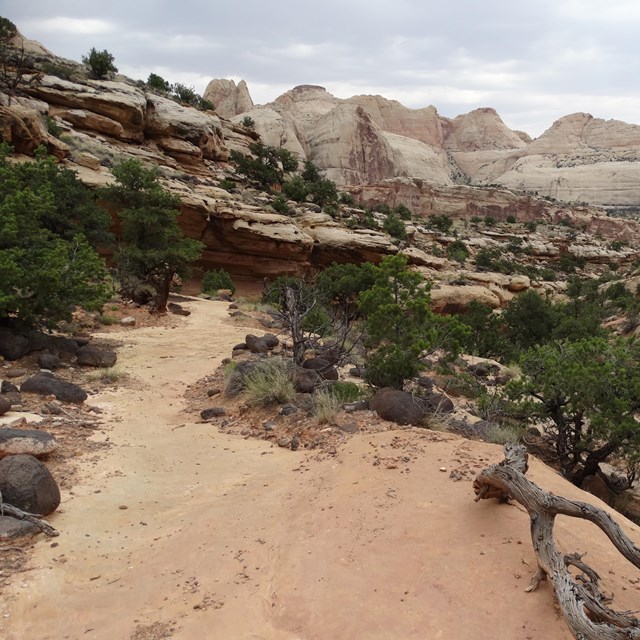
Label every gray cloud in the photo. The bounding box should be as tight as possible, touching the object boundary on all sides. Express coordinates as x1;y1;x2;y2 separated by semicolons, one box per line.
3;0;639;136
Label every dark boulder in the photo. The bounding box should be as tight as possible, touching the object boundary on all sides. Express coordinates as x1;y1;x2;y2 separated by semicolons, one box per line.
200;407;226;420
261;333;279;349
168;302;191;316
370;388;427;425
38;352;62;370
0;328;30;360
245;334;269;354
302;358;339;381
0;428;58;458
77;345;117;368
420;392;455;414
1;380;19;394
0;454;60;515
0;396;11;416
292;367;322;393
21;373;87;403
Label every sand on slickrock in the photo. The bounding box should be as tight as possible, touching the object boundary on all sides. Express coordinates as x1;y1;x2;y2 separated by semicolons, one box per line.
2;298;639;640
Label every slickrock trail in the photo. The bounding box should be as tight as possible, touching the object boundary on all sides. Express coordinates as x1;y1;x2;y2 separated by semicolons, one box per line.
2;299;639;639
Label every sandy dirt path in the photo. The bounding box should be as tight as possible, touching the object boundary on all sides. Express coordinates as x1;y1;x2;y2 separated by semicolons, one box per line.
2;299;639;639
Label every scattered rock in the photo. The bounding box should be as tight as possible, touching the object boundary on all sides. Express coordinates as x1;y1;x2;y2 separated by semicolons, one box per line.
343;400;369;413
245;334;270;354
0;397;11;417
232;343;247;352
279;404;298;416
0;428;58;459
76;345;117;368
420;392;455;414
349;366;365;378
292;367;322;393
21;373;87;404
302;357;339;380
0;454;61;516
38;352;62;370
337;422;359;433
1;380;19;394
416;376;435;391
207;388;222;397
120;316;136;327
263;421;276;431
168;302;191;316
370;388;427;425
5;369;26;379
3;392;22;408
0;328;30;361
200;407;227;420
261;333;279;349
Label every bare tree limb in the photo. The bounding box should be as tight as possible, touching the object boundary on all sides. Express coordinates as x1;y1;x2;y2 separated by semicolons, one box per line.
474;444;640;639
1;501;59;537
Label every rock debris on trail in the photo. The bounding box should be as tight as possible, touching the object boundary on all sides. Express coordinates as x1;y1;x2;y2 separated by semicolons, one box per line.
2;299;639;640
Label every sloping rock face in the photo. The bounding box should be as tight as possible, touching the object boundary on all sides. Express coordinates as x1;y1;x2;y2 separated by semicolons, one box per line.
211;81;640;206
203;79;253;118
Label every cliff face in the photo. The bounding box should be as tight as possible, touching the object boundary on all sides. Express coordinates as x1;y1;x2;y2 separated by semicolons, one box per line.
4;31;640;300
212;81;640;207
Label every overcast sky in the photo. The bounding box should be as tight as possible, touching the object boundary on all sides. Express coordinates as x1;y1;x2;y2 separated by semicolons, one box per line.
4;1;639;137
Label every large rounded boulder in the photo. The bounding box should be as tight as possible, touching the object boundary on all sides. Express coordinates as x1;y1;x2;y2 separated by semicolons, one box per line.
0;454;61;515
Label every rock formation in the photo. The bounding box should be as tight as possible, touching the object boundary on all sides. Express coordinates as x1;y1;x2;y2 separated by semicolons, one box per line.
203;79;253;118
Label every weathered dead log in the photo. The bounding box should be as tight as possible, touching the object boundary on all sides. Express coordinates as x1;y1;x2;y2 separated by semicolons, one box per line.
1;500;59;537
474;443;640;640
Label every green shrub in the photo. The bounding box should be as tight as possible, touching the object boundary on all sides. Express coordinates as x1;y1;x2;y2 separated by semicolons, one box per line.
383;212;407;240
339;192;355;206
242;116;255;128
147;73;171;93
198;98;215;111
428;214;453;232
44;115;63;139
202;268;235;294
271;194;291;215
506;215;517;223
244;359;295;406
470;216;482;223
446;239;469;263
484;215;497;226
394;203;412;220
82;48;118;79
40;62;74;80
218;178;235;192
327;381;365;403
525;220;538;232
282;175;308;202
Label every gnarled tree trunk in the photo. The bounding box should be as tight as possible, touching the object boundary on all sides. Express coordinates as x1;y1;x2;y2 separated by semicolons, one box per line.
474;444;640;639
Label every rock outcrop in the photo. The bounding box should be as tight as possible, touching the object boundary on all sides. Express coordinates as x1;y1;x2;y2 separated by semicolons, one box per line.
203;79;253;119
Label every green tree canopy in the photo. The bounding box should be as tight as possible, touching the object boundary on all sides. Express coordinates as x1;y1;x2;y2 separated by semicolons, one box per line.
509;337;640;489
102;159;203;312
0;145;109;328
82;48;118;79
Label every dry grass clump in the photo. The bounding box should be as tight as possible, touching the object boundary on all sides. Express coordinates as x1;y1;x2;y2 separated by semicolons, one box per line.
85;366;126;383
312;389;341;424
243;358;295;407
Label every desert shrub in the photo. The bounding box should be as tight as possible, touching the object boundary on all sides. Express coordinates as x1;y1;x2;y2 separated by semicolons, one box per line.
282;175;308;202
327;381;365;403
339;192;355;206
428;214;453;232
242;116;255;128
383;212;407;240
484;215;497;226
199;98;215;111
202;268;235;294
40;62;74;80
97;314;119;325
446;239;469;263
82;48;117;79
271;194;291;215
44;115;63;139
147;73;171;93
312;388;341;424
172;83;200;106
485;423;523;445
218;178;235;192
394;203;412;220
243;358;295;406
85;366;125;383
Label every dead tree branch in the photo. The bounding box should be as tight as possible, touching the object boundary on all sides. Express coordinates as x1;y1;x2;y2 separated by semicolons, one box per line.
1;501;59;537
474;443;640;639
